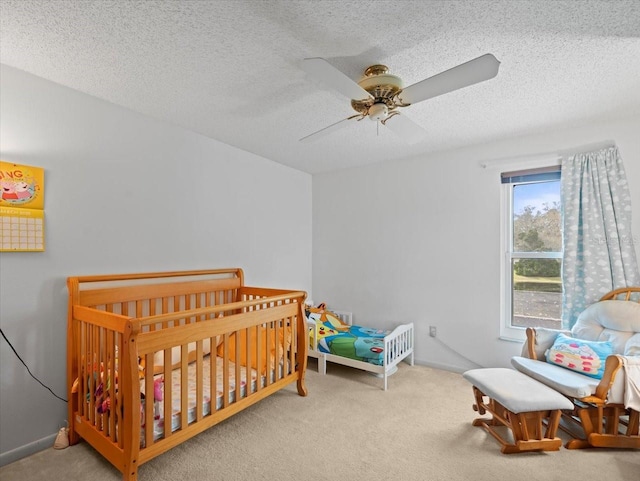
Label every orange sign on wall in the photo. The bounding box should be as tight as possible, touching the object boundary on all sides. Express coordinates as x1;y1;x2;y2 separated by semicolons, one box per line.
0;161;45;252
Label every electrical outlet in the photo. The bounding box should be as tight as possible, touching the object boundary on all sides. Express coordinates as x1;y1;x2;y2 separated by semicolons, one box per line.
429;326;437;337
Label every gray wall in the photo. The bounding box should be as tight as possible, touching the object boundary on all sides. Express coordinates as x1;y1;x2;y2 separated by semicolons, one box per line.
0;65;312;464
313;117;640;372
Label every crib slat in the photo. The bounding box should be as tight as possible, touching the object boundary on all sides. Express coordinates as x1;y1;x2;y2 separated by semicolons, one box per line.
274;319;280;381
180;344;188;430
144;354;154;446
185;294;192;320
195;341;203;422
210;338;216;412
245;327;252;395
99;326;107;432
288;317;295;376
196;292;203;319
235;330;242;401
116;331;124;449
78;322;85;420
88;324;95;425
149;298;156;318
162;297;169;329
107;331;116;441
265;323;272;387
255;327;262;393
163;351;172;439
222;333;230;408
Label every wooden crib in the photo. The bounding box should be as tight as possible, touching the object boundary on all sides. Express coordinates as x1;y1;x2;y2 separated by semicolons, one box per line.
66;268;307;481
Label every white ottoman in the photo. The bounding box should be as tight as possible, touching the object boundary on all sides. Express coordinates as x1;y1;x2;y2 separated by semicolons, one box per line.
463;368;574;453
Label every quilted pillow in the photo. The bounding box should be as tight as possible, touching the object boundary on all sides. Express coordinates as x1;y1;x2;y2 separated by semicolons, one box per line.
546;333;614;379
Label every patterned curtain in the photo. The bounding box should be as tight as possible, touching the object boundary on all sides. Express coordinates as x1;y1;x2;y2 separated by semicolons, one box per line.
561;145;640;328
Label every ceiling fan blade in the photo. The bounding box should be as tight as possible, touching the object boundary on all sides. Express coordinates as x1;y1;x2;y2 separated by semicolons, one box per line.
302;58;373;101
299;116;358;143
383;113;426;144
398;53;500;105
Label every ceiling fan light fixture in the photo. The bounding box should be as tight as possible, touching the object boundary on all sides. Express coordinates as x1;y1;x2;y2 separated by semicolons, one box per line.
368;103;388;121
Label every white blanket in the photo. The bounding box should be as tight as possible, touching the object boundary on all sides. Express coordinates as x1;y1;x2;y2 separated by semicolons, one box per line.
621;356;640;411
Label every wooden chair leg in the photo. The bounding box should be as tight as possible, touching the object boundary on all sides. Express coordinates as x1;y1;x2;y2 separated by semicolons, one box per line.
605;406;620;435
546;410;561;439
565;404;640;449
628;410;639;436
472;386;486;415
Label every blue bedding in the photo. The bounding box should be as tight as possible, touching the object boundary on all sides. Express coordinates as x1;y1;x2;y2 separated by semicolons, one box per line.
306;307;390;365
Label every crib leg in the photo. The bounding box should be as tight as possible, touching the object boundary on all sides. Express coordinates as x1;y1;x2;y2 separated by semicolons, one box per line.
122;468;138;481
297;363;308;397
68;395;79;445
297;376;308;397
122;451;139;481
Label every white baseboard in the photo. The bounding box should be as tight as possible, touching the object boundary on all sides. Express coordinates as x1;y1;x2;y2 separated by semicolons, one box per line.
413;358;470;374
0;431;57;467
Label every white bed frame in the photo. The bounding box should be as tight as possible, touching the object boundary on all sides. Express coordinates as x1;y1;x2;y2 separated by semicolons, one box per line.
308;309;414;390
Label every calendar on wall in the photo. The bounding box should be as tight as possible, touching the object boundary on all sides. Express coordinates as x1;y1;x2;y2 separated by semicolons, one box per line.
1;207;45;251
0;161;45;252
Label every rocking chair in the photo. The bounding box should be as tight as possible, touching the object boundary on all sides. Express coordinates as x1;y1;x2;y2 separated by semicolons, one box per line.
512;287;640;449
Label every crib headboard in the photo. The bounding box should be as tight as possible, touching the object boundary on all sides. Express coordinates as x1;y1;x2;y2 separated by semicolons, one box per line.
68;268;245;314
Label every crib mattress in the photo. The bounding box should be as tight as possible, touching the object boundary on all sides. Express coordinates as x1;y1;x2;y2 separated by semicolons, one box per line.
140;355;260;445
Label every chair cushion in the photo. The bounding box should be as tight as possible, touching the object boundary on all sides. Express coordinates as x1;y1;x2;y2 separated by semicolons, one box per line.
571;300;640;354
463;368;573;413
546;333;613;379
625;333;640;356
511;356;599;399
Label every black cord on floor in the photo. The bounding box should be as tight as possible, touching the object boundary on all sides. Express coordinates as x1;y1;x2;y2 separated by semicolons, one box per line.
0;328;68;403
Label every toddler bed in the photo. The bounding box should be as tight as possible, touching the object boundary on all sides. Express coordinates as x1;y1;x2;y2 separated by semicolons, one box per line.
67;268;308;481
305;304;414;390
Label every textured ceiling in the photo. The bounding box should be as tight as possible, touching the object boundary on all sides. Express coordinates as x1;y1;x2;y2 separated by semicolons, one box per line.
1;0;639;174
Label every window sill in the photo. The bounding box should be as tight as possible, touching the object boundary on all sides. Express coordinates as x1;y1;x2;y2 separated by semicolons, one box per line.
499;335;525;343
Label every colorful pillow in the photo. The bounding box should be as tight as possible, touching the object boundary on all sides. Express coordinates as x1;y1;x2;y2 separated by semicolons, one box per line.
546;333;614;379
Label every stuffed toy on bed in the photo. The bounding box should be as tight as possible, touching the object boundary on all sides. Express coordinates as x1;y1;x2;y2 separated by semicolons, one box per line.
305;303;349;331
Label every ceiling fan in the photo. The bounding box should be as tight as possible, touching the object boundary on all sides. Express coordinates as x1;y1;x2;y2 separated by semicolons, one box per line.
300;53;500;144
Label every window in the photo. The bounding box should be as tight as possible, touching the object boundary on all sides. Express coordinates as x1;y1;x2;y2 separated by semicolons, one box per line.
500;166;562;340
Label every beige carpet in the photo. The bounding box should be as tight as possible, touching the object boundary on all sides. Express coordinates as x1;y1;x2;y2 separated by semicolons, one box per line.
2;361;639;481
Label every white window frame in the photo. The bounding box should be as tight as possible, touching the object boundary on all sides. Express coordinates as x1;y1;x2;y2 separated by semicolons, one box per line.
499;158;561;341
